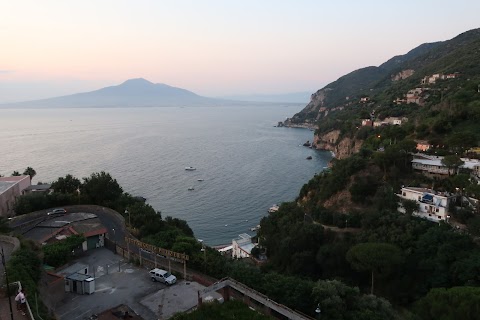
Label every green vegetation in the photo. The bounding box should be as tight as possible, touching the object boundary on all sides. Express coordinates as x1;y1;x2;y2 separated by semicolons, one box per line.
170;300;272;320
346;243;404;294
414;287;480;320
43;235;86;267
12;170;220;277
7;241;53;320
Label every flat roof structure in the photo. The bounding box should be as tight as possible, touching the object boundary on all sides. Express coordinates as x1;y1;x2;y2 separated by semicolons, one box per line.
23;213;107;243
66;273;92;282
0;181;16;194
24;184;51;191
412;157;480;169
57;262;89;277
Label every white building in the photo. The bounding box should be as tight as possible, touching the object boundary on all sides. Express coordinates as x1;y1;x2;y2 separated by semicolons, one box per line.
232;233;256;259
398;187;455;222
0;175;31;216
412;156;480;176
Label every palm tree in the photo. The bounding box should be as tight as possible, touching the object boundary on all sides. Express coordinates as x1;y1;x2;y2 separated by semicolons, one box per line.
23;167;36;181
11;171;20;176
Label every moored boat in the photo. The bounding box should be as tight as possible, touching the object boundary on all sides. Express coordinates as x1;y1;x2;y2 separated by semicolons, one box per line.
268;204;280;213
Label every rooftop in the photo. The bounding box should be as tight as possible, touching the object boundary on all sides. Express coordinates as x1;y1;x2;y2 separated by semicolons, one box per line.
0;181;16;194
97;304;143;320
23;213;106;243
0;175;29;182
24;184;51;191
57;262;89;277
66;273;93;282
412;156;480;169
401;186;454;198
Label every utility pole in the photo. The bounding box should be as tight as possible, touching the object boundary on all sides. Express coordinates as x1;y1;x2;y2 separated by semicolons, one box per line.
1;246;14;320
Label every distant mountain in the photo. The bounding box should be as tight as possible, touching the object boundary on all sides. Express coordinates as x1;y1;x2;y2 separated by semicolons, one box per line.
221;92;313;103
1;78;224;108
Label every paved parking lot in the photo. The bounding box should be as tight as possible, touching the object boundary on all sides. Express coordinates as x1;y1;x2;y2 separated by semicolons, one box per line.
55;248;217;320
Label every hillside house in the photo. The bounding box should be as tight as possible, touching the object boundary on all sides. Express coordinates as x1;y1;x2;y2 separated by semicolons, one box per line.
398;187;455;222
421;74;442;84
412;155;480;176
361;119;373;126
232;233;257;259
373;121;388;127
406;88;426;106
415;141;431;152
0;175;31;216
473;165;480;179
360;97;370;103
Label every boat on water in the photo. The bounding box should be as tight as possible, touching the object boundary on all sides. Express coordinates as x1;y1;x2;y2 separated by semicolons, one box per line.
306;156;313;160
197;179;204;181
188;187;195;191
268;204;280;213
250;225;261;232
185;167;196;171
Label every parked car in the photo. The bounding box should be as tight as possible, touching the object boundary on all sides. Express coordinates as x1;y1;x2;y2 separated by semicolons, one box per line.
47;208;67;215
149;268;177;285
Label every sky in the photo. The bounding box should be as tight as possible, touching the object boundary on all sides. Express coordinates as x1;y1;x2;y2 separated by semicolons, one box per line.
1;0;479;102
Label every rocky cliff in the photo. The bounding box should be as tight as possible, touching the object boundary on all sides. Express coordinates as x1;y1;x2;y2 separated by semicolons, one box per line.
313;130;363;159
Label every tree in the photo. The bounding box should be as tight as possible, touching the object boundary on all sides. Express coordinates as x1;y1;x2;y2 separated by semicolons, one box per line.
311;279;398;320
346;243;403;294
22;167;36;181
11;171;20;176
467;216;480;237
81;171;123;205
447;132;477;153
441;155;464;176
415;287;480;320
52;174;81;194
402;199;418;216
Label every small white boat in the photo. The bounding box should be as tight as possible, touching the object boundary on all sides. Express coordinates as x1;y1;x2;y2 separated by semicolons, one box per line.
185;167;196;171
250;225;261;232
188;187;195;191
268;205;280;213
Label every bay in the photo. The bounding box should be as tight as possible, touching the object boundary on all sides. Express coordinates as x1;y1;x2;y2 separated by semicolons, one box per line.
0;105;332;245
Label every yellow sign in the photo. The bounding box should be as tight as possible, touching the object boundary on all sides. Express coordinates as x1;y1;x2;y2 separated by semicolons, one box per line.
125;237;189;261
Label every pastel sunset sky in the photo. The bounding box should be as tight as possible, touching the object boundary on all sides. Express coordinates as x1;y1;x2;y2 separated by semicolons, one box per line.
1;0;479;102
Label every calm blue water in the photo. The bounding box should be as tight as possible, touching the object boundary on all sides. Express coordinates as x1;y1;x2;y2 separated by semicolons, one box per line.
0;106;331;245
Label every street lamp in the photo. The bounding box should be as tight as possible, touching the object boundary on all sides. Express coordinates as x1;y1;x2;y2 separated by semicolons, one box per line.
1;246;14;320
112;228;117;253
315;304;321;318
125;209;130;227
198;239;206;274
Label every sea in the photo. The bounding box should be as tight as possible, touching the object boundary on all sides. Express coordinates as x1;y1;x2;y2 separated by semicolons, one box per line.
0;105;332;245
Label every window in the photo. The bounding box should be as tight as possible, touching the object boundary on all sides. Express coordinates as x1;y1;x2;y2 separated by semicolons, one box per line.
438;216;442;219
418;196;421;200
436;208;439;212
403;192;406;196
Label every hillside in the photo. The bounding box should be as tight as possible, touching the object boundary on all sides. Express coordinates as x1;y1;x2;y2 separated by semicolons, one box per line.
287;28;480;127
251;30;480;320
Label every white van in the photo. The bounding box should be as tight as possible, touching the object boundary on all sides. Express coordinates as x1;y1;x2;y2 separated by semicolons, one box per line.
149;268;177;285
